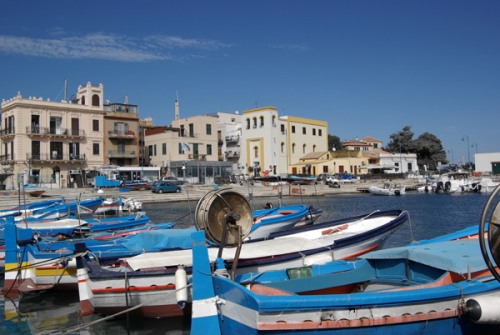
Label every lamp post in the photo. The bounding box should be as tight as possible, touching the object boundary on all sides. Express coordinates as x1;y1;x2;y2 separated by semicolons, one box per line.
462;135;470;169
398;132;403;173
471;142;478;154
448;150;454;164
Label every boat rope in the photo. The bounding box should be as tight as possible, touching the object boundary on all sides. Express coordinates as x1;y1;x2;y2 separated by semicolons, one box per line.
60;282;193;335
404;210;415;243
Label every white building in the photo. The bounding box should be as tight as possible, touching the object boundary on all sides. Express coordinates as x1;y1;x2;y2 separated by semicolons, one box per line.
379;153;419;174
474;152;500;174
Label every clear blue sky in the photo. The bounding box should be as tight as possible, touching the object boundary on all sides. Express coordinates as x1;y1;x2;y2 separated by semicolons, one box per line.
1;1;499;165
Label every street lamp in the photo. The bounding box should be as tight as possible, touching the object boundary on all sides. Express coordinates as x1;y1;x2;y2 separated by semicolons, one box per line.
397;132;403;173
471;142;478;154
462;135;470;168
448;150;454;164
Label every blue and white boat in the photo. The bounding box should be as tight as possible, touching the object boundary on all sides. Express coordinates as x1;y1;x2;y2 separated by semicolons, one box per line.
190;187;500;335
191;235;500;334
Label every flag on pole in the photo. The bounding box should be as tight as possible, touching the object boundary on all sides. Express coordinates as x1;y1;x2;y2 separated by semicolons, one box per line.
181;142;191;152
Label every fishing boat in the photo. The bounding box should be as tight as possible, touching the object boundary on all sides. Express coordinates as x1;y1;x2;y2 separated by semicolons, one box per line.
94;197;143;216
0;199;60;218
72;204;407;318
1;192;319;297
190;185;500;335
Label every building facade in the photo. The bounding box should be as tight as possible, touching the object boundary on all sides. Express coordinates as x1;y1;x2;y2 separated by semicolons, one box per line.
0;83;105;189
240;107;329;177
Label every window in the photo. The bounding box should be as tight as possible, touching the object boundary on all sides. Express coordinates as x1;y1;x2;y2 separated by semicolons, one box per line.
149;145;153;156
154;144;157;156
254;146;259;158
162;143;167;155
178;143;183;154
373;143;378;149
189;124;194;137
92;94;100;106
253;118;257;128
260;116;264;127
207;144;212;155
93;143;100;155
318;129;322;136
280;124;285;133
92;120;99;132
303;144;306;154
292;143;295;153
302;127;306;135
291;126;296;133
206;124;212;135
272;115;276;126
281;142;285;153
312;128;316;136
246;119;250;129
313;144;316;152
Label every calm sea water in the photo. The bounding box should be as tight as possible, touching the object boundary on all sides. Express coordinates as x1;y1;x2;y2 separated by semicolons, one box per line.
1;191;498;334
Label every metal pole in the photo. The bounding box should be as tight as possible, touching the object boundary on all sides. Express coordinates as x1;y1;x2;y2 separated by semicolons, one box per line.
462;135;470;168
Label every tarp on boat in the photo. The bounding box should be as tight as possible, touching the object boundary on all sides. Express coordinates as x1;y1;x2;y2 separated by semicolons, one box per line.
361;239;488;274
120;227;196;251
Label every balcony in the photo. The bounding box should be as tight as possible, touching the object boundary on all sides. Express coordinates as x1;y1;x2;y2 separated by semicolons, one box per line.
26;152;87;163
218;139;223;146
108;130;136;140
225;151;240;159
0;127;15;139
108;150;136;158
0;153;15;162
44;127;86;139
188;154;207;161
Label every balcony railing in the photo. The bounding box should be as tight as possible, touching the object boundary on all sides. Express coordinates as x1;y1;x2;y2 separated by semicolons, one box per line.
108;150;136;158
218;139;223;146
26;152;87;161
225;135;239;143
33;127;87;137
0;127;15;137
188;154;207;161
0;153;15;161
108;130;136;139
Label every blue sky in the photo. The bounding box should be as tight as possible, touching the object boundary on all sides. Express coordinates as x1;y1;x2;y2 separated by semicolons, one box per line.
1;1;499;165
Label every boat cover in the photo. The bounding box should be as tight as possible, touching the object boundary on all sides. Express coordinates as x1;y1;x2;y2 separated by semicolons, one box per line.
120;227;196;251
362;239;488;274
123;236;330;271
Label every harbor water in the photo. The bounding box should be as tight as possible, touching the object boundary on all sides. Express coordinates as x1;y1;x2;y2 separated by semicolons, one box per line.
1;191;497;334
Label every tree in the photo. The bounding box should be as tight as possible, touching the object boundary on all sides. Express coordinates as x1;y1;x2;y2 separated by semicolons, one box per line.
384;126;416;153
328;135;344;152
414;132;448;171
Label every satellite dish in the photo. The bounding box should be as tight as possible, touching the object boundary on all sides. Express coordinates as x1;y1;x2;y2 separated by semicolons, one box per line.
194;188;253;247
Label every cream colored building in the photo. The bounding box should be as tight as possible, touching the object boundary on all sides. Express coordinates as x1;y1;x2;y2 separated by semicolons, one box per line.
240;106;329;176
144;101;232;184
0;83;105;189
291;150;369;176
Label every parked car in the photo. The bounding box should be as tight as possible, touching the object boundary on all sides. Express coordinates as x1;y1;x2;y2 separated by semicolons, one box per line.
161;176;186;185
151;181;182;194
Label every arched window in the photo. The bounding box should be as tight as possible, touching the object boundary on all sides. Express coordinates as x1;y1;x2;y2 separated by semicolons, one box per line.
254;146;259;158
246;118;250;129
253;118;257;128
313;144;316;152
260;116;264;127
281;142;285;153
272;115;276;126
303;144;306;154
81;96;86;105
92;94;100;106
292;143;295;154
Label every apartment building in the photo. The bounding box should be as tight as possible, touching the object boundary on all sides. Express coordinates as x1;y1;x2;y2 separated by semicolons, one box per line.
0;83;105;189
103;100;140;166
240;107;329;176
217;111;242;173
144;101;232;184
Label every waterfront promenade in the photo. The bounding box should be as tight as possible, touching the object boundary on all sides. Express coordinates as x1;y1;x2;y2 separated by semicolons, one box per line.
0;178;422;211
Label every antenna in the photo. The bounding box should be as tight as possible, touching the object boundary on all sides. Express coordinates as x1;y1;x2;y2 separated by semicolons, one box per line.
64;78;68;102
